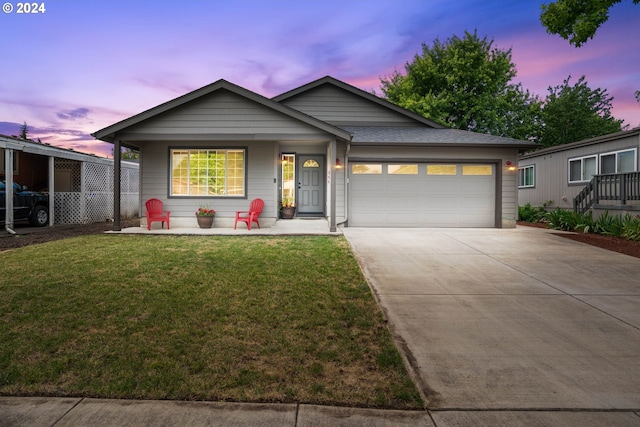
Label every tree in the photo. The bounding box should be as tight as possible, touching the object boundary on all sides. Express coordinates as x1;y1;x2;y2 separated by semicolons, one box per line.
539;75;624;147
19;122;28;139
112;147;140;161
540;0;639;47
380;31;542;140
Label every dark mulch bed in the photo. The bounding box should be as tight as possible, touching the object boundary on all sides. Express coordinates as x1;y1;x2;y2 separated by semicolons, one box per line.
0;219;140;252
518;221;640;259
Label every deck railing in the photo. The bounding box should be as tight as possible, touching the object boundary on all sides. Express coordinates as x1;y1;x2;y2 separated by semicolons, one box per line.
574;172;640;214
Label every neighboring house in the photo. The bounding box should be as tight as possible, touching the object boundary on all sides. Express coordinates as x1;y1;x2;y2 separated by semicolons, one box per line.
1;134;139;227
518;128;640;215
92;76;536;231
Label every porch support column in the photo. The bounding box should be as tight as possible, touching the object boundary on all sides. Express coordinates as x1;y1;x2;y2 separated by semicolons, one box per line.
4;149;14;232
113;138;122;231
329;136;337;232
48;156;54;226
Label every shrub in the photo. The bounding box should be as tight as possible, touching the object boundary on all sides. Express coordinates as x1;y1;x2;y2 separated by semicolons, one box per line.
537;208;640;241
546;208;583;231
593;211;624;237
622;215;640;241
518;200;552;223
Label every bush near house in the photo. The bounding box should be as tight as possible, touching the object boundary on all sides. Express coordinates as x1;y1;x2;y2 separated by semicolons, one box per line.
540;208;640;241
518;201;551;223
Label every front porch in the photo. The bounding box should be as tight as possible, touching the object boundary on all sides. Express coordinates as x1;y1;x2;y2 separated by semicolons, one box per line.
109;218;343;236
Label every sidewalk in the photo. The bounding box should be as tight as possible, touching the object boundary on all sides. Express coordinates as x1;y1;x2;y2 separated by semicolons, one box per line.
0;397;430;426
3;397;638;426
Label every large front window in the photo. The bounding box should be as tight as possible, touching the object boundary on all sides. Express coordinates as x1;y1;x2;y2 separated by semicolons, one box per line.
170;148;245;196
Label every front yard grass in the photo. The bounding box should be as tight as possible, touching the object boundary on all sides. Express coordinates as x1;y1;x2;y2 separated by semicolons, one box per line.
0;235;422;409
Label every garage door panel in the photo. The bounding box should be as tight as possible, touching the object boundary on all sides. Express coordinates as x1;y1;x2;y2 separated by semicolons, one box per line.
350;163;496;227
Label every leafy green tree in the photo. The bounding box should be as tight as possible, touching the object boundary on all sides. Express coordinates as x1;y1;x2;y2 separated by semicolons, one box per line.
539;75;623;147
380;31;542;140
112;147;140;160
540;0;639;47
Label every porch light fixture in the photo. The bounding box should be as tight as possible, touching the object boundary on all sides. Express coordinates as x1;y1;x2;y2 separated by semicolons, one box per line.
506;160;516;171
335;158;343;169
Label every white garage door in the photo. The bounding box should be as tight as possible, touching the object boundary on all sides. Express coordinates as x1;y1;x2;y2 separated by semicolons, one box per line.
349;163;496;227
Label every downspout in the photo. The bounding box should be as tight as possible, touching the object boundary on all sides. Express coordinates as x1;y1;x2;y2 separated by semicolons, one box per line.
336;141;351;227
4;148;16;234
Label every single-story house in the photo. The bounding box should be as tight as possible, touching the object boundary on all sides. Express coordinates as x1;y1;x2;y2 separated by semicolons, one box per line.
518;128;640;215
92;76;537;231
1;134;139;228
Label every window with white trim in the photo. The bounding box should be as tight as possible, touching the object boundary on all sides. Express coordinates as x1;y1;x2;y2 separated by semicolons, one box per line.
518;165;535;188
600;148;637;174
568;155;596;183
170;148;245;196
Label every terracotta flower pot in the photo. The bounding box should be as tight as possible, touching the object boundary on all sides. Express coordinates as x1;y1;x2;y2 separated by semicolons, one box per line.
196;215;214;228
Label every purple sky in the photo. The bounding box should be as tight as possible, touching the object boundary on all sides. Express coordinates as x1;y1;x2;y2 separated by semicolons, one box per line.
1;0;639;157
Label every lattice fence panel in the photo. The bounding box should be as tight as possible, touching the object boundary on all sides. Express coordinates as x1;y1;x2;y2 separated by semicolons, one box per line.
53;160;139;224
54;158;81;192
82;162;112;223
121;165;140;218
54;193;83;224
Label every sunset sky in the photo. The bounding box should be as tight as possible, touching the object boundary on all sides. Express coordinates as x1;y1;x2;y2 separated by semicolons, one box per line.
1;0;638;158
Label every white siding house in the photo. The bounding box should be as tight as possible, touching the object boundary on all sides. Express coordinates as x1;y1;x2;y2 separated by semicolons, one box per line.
92;76;536;231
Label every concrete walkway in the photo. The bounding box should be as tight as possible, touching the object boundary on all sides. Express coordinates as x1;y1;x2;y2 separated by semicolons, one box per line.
111;218;342;236
3;226;640;426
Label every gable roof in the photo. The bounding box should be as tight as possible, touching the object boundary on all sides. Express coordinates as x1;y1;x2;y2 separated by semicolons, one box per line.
273;76;446;129
92;79;352;143
519;127;640;160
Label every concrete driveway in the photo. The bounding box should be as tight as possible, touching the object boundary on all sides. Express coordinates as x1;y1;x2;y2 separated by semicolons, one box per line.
343;227;640;420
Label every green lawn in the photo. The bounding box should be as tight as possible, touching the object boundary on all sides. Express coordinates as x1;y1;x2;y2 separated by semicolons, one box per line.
0;235;422;409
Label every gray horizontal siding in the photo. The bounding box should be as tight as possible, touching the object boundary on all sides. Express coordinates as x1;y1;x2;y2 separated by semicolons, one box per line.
127;90;328;137
518;134;640;210
279;85;418;126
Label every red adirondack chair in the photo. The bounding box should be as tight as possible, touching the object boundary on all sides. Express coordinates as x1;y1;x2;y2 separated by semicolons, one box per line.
234;198;264;230
145;198;170;230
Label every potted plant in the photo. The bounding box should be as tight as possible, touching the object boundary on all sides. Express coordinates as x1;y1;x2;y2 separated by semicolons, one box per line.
195;205;216;228
280;197;296;219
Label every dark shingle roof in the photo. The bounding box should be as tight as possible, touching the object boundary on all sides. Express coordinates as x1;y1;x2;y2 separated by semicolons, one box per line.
342;126;538;148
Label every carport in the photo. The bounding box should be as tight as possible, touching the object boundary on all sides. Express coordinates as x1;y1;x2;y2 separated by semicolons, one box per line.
1;134;139;232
